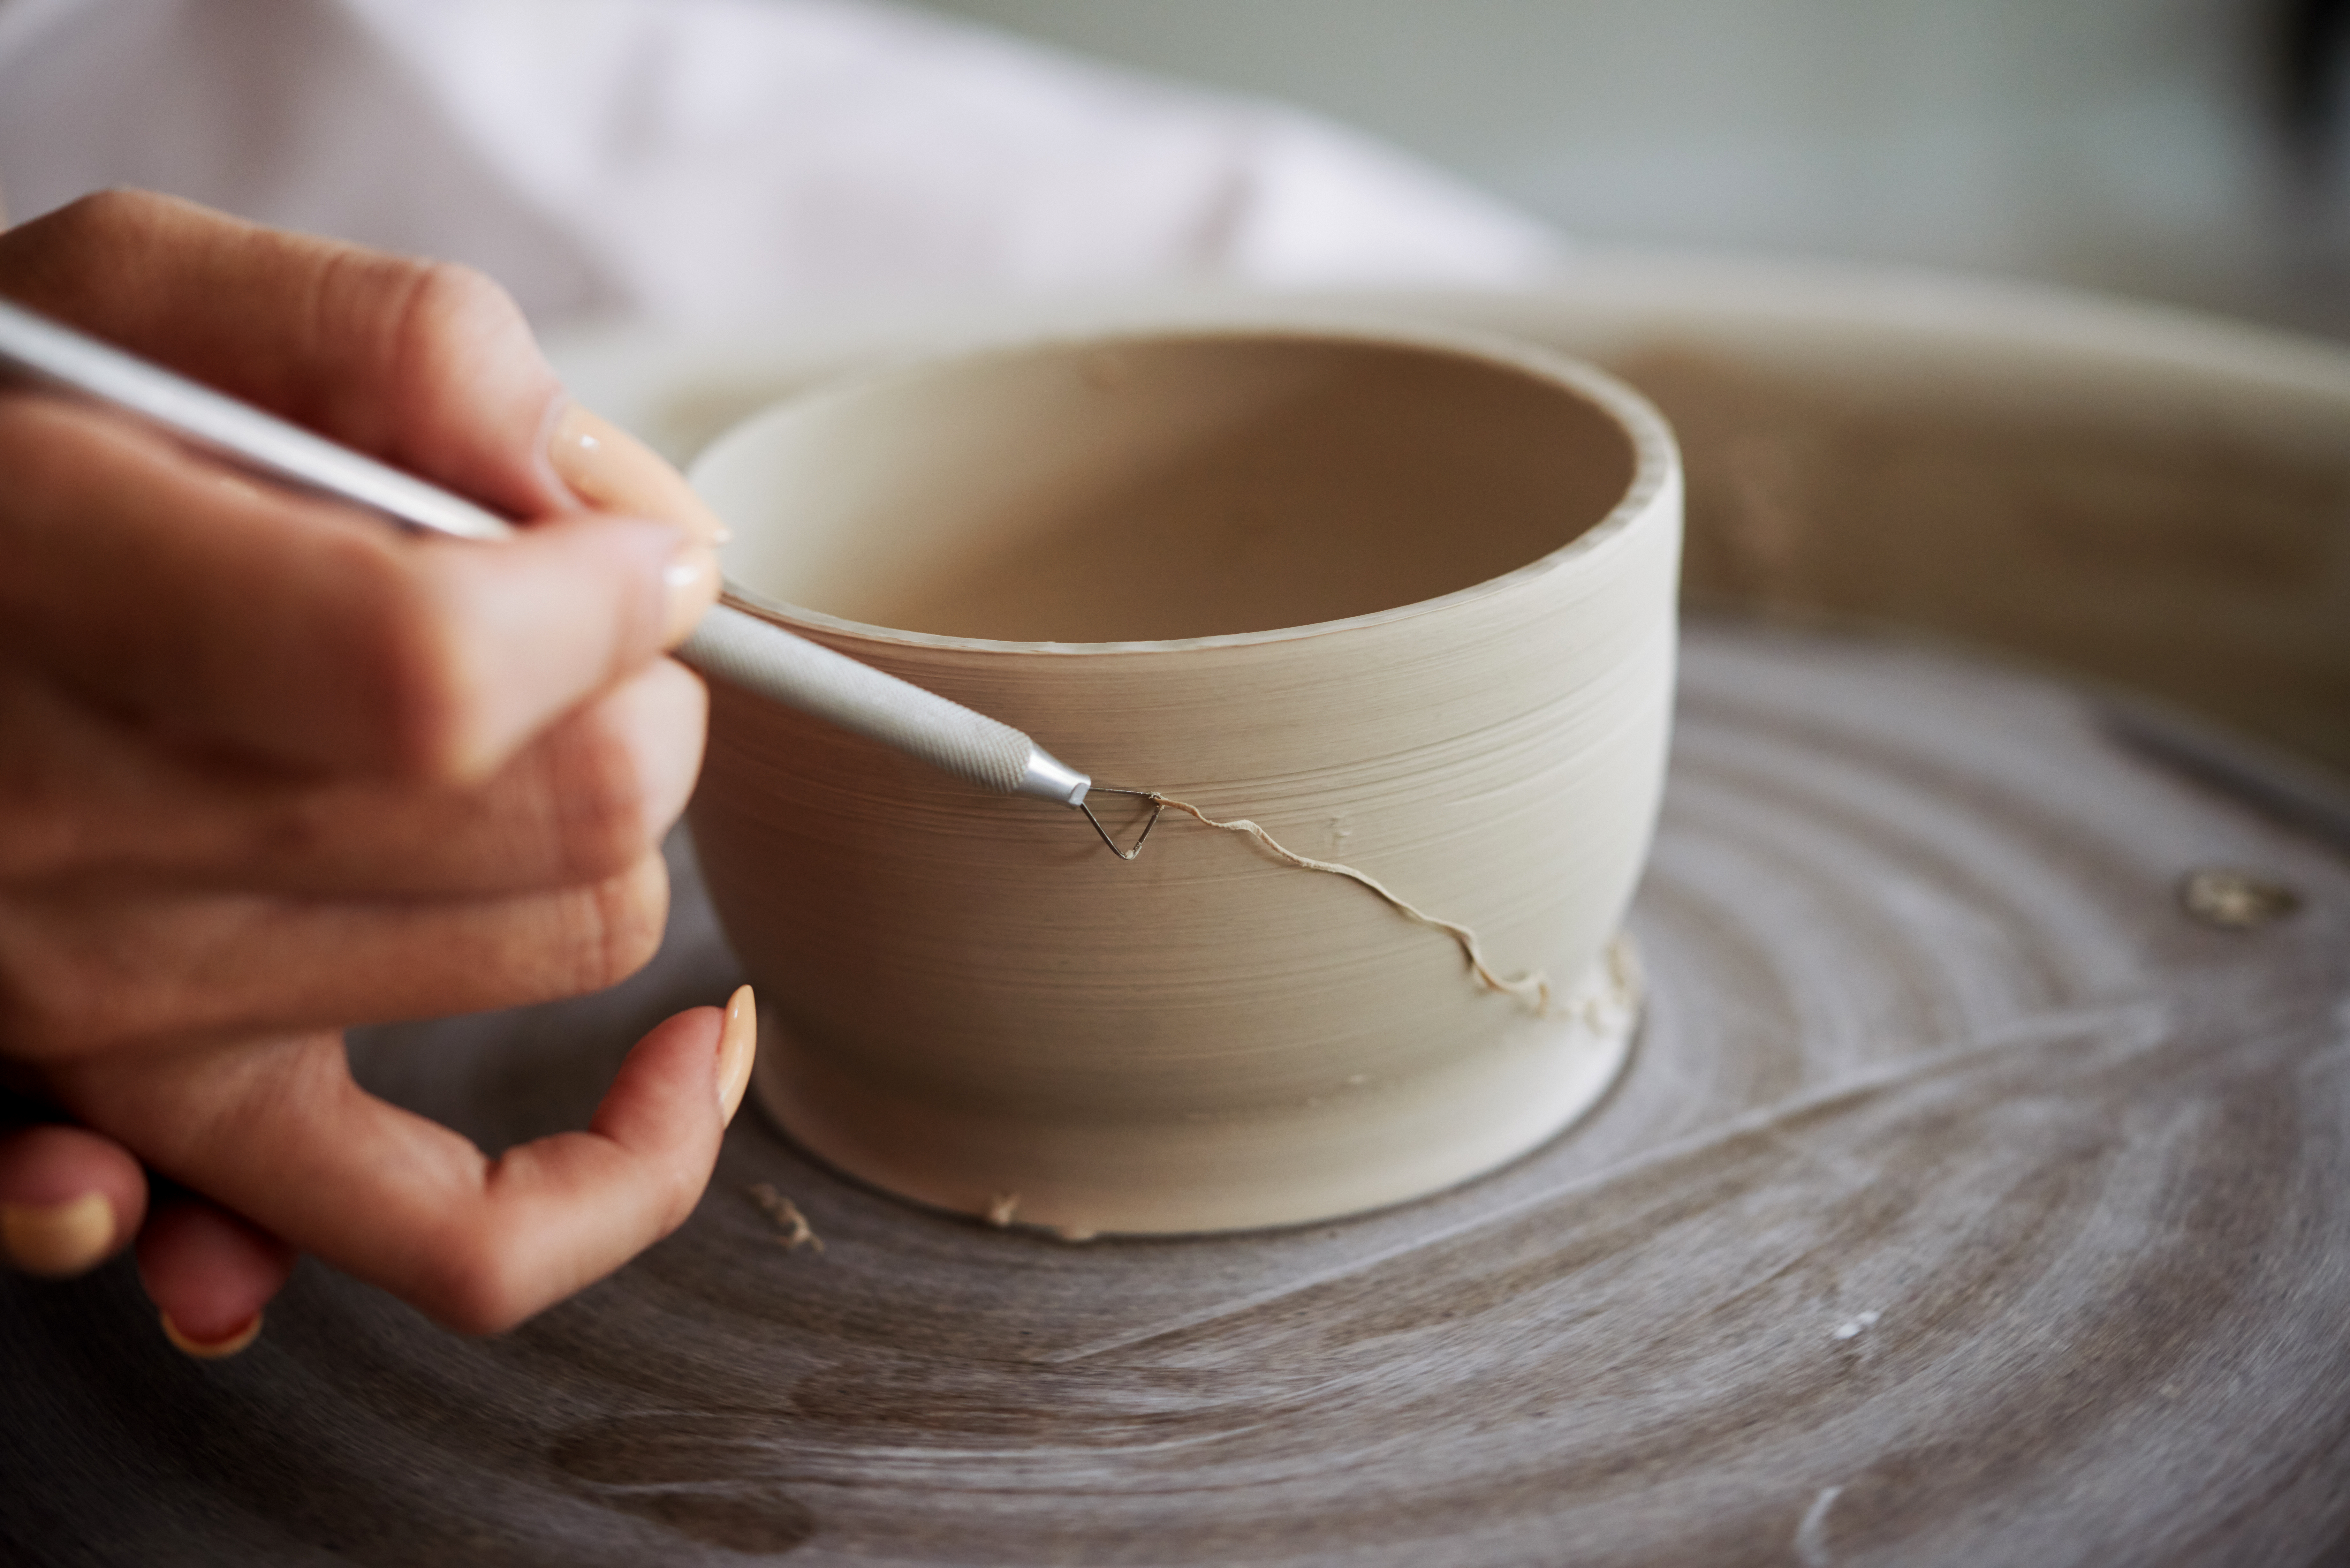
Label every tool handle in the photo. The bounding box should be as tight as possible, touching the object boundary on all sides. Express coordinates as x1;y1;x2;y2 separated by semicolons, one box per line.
679;606;1086;803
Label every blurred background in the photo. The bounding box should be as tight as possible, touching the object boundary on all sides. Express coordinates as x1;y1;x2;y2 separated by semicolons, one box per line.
912;0;2350;340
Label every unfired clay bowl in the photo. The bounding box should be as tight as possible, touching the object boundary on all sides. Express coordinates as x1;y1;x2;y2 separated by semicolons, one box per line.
686;324;1682;1236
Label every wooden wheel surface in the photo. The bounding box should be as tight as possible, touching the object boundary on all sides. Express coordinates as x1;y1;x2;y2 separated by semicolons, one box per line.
7;620;2346;1566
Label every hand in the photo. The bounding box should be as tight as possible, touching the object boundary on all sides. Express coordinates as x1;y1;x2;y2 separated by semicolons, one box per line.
0;190;756;1349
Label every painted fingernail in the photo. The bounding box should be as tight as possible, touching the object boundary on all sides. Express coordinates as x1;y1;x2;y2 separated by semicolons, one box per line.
548;403;728;547
1;1192;114;1277
161;1310;263;1359
717;984;757;1125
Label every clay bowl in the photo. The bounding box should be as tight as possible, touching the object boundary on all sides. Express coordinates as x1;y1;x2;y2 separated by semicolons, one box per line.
685;324;1682;1237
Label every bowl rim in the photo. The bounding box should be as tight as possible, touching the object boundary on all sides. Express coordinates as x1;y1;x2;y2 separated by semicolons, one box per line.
690;318;1680;658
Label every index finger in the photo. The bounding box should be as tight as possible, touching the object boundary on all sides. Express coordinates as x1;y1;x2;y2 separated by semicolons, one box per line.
0;190;567;520
0;190;725;553
0;396;699;780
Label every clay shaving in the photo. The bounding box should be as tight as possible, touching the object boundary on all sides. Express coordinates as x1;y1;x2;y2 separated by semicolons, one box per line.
746;1183;825;1254
1150;795;1555;1015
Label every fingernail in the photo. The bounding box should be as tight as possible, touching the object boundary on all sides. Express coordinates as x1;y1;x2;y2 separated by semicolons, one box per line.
663;545;719;646
2;1192;114;1277
717;984;757;1126
161;1310;263;1359
548;403;728;548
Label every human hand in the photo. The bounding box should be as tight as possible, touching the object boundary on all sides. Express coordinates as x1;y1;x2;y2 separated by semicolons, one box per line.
0;190;755;1350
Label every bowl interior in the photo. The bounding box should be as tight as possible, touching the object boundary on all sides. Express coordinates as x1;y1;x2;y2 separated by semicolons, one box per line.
694;333;1637;644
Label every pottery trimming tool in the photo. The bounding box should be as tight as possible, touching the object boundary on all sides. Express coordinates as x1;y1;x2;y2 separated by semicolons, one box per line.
0;297;1159;858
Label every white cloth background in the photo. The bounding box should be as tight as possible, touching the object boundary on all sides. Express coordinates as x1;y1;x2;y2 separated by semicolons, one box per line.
0;0;1563;327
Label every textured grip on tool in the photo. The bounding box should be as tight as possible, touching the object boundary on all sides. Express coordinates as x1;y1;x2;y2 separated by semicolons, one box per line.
680;605;1035;796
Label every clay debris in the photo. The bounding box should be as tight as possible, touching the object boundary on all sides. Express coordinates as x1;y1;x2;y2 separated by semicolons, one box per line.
746;1183;825;1254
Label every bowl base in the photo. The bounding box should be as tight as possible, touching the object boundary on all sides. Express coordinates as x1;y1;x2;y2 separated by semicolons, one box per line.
749;935;1641;1238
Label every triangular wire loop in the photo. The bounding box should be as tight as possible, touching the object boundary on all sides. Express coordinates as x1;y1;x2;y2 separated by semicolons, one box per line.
1076;786;1164;861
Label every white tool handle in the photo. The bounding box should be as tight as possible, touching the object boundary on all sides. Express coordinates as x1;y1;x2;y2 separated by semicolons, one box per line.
678;607;1088;803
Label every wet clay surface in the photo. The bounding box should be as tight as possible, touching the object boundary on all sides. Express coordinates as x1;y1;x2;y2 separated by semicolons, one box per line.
812;340;1634;643
5;622;2348;1566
